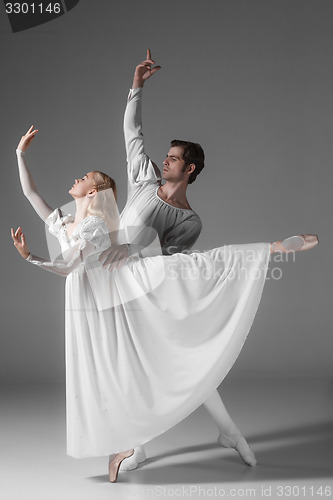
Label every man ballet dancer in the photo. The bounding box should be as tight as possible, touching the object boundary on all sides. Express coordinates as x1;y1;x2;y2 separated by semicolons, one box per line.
100;49;257;470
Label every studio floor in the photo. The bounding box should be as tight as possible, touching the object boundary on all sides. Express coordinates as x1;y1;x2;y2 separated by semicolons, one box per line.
1;378;332;500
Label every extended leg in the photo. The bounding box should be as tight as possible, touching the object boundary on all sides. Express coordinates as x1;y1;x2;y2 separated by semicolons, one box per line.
203;389;257;466
271;234;318;253
119;445;146;471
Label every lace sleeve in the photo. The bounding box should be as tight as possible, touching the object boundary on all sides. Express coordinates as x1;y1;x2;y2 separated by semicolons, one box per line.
46;208;67;238
78;216;111;251
26;216;111;277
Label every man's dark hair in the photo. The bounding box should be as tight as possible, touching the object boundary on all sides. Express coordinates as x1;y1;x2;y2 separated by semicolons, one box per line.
170;140;205;184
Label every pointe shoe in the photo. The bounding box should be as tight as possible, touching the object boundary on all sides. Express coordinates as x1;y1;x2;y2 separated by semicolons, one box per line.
108;449;134;483
119;445;147;471
273;234;319;253
218;433;257;466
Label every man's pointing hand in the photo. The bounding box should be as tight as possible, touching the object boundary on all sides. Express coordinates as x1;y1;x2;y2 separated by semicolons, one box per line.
132;48;161;88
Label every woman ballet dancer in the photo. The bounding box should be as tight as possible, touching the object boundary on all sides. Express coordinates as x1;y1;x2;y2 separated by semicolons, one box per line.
11;126;318;482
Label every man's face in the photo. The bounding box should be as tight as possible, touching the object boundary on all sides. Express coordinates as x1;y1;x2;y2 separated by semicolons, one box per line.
162;146;188;182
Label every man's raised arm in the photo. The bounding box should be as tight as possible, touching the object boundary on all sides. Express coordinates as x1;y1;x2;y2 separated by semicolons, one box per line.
99;51;161;271
123;49;161;183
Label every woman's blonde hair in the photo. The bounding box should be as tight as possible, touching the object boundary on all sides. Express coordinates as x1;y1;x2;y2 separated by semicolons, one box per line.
87;171;119;238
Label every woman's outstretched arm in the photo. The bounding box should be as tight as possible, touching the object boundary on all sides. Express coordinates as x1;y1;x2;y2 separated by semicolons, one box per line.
16;125;53;222
11;225;98;277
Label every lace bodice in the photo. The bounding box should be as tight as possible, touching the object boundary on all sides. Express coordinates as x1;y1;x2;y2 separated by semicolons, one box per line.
47;208;111;255
27;208;112;277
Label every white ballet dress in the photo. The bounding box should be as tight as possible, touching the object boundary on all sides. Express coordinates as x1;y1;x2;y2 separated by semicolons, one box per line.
27;210;270;458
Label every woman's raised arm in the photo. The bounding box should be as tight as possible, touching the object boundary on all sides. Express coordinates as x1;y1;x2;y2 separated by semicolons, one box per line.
16;125;53;222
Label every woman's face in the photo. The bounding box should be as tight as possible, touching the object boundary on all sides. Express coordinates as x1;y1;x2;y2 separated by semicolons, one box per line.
69;172;96;198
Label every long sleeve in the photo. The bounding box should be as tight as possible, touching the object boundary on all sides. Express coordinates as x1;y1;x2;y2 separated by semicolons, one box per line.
123;88;161;185
126;215;202;257
125;225;162;259
26;239;96;277
16;149;53;222
161;217;203;255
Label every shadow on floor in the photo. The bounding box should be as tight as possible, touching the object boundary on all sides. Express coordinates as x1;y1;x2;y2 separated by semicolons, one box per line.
87;421;333;485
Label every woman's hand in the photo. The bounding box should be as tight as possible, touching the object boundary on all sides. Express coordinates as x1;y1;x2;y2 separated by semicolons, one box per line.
11;226;30;259
132;48;161;88
17;125;39;152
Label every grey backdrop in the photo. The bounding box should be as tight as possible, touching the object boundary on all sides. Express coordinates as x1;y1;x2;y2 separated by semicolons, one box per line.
1;0;331;384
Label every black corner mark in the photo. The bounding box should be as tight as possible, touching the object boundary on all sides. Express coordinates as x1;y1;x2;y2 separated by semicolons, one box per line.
4;0;80;33
63;0;79;12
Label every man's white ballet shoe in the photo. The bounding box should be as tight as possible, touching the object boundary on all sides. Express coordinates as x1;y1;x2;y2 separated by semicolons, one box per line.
273;234;319;253
118;445;147;471
218;433;257;466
